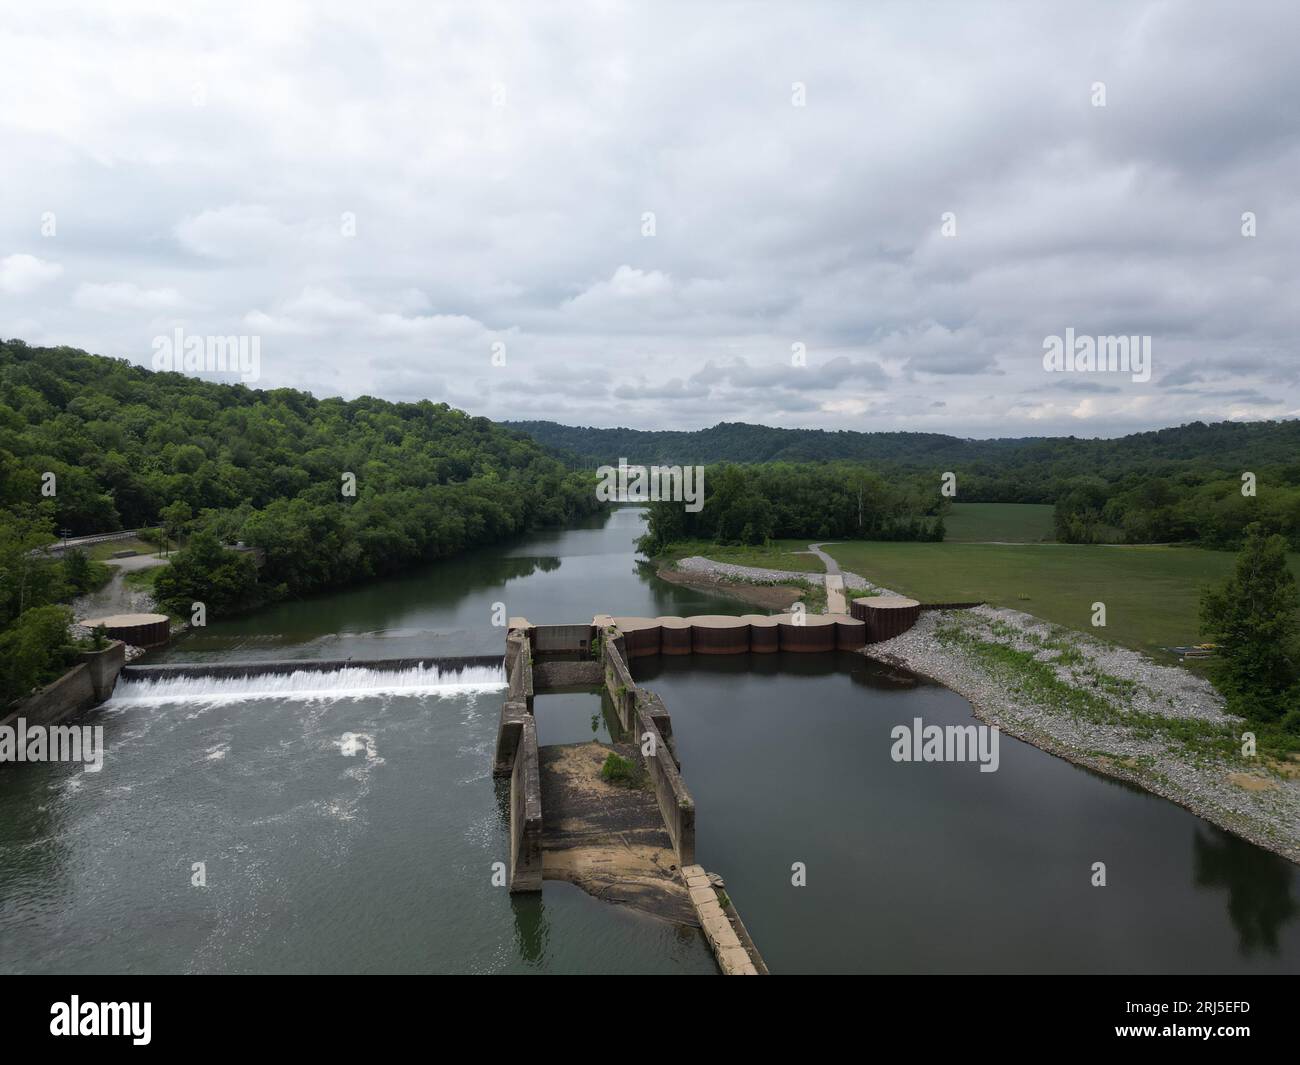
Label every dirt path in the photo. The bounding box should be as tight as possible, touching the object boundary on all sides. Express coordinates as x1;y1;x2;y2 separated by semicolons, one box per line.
73;555;169;622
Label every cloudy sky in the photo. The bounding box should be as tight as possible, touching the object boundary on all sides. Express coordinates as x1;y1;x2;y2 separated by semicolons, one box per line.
2;0;1298;439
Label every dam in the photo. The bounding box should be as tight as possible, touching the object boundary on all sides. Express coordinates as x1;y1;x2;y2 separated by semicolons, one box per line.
3;508;1297;975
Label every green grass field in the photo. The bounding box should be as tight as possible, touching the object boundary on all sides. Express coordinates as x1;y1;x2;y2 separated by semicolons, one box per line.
86;537;165;561
943;502;1056;543
823;541;1300;660
661;539;826;573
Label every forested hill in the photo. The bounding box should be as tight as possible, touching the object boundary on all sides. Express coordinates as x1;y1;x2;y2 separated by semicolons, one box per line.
0;340;599;591
511;418;1300;472
511;418;1300;493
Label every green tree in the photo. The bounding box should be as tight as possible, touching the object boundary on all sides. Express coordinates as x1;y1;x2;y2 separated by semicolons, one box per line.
1200;523;1299;723
0;505;67;627
153;529;261;617
0;604;75;707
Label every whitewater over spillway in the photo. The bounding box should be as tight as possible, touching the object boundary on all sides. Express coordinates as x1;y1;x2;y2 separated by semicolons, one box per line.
103;662;508;706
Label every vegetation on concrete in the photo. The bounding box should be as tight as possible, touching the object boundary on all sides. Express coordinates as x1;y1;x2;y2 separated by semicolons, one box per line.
599;751;642;787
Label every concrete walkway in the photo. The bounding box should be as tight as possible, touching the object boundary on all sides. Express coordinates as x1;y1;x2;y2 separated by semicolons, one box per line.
807;543;847;613
806;542;842;575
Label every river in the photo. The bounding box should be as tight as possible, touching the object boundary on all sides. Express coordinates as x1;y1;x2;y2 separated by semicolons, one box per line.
1;507;1296;973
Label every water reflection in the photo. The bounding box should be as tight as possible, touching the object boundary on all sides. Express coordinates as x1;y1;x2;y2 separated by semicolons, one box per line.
1193;826;1298;956
634;650;1300;973
510;893;549;967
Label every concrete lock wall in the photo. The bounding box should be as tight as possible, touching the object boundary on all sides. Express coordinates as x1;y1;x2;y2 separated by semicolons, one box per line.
493;700;528;778
602;639;638;731
1;642;127;732
509;714;543;893
636;706;695;867
633;688;676;763
506;632;534;710
600;637;694;863
495;632;535;776
531;624;594;654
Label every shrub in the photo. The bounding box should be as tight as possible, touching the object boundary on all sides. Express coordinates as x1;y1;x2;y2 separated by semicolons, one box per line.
0;604;76;707
599;752;640;786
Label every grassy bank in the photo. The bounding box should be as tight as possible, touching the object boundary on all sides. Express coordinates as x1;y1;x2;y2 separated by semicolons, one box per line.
823;541;1300;659
656;539;825;573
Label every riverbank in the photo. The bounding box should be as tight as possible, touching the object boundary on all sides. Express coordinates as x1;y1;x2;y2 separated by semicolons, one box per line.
654;559;821;611
867;606;1300;866
676;552;1300;865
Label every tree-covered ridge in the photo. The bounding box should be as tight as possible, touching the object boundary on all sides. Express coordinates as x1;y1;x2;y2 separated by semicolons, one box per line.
0;339;601;610
515;417;1300;550
510;417;1300;475
635;463;944;556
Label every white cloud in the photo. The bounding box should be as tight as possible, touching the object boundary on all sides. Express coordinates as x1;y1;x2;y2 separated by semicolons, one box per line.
0;253;62;295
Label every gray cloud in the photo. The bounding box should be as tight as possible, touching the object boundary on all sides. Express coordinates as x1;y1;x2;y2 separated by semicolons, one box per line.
2;0;1298;438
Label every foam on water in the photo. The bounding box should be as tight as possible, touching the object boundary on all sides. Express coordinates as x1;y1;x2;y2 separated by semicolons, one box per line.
104;662;507;706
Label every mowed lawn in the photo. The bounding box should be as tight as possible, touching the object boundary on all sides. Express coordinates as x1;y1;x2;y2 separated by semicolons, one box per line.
823;541;1300;659
943;502;1055;543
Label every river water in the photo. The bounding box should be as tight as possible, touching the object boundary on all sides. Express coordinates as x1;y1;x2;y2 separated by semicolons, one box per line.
1;507;1296;973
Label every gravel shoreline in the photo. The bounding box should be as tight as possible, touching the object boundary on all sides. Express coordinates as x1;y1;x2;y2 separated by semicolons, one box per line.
679;555;1300;865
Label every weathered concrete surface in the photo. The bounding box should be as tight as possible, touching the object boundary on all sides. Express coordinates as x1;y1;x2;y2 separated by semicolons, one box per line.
493;699;528;778
530;623;594;654
824;573;847;614
636;708;695;866
509;715;543;893
603;638;638;729
507;632;534;710
1;642;127;731
533;659;603;688
538;741;695;924
80;642;127;703
682;864;764;975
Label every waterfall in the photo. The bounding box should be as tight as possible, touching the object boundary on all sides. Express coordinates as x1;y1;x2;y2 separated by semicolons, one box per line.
104;662;508;706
